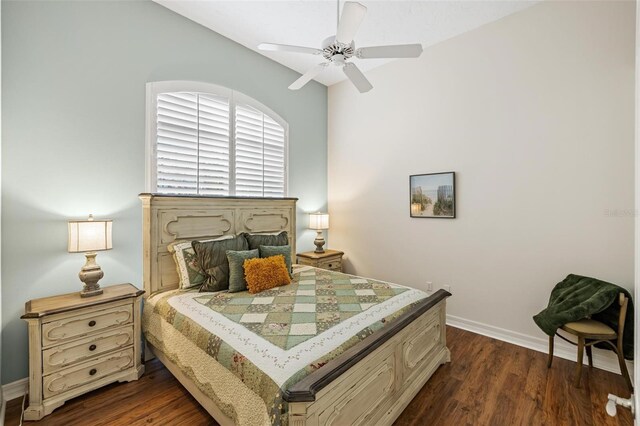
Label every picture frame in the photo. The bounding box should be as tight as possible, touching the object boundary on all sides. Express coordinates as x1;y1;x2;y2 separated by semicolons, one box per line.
410;172;456;218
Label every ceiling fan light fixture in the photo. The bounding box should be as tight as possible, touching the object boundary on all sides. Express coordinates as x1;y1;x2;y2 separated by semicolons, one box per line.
332;54;346;65
257;1;424;93
322;39;355;61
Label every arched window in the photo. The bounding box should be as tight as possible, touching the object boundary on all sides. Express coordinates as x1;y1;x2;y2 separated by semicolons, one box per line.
146;81;288;197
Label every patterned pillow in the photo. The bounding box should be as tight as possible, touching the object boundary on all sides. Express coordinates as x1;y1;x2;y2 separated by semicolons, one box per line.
226;249;259;293
192;235;249;292
168;235;233;289
259;245;292;275
243;255;291;294
243;231;288;250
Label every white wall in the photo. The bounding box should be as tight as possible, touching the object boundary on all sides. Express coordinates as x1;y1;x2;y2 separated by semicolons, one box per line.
328;1;635;358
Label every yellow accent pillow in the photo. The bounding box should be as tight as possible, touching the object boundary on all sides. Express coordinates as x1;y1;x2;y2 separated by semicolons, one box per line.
243;255;291;294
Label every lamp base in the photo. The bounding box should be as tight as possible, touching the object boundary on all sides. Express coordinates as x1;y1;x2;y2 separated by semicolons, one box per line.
79;252;104;298
81;287;104;298
314;230;326;253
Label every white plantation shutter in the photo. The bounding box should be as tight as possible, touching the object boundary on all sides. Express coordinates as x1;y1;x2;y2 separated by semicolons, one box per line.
263;115;287;197
156;92;230;195
156;93;199;194
150;82;287;197
235;103;286;197
198;94;231;195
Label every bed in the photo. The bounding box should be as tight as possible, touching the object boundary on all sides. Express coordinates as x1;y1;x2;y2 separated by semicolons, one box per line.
140;194;451;426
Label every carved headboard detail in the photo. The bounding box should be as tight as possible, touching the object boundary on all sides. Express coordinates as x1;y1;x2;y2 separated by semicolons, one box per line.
140;194;298;296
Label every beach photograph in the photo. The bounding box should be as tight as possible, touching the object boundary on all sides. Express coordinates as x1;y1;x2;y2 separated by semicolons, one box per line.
410;172;455;218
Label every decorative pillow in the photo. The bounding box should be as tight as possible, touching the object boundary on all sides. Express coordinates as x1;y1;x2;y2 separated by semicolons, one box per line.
168;235;234;289
192;235;249;292
259;245;292;275
243;231;288;250
226;249;259;293
243;255;291;294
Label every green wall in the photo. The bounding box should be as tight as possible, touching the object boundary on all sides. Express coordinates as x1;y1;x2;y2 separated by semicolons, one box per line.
1;0;327;384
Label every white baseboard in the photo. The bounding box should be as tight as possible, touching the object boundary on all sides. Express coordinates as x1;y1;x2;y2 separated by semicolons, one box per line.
2;377;27;402
446;314;633;376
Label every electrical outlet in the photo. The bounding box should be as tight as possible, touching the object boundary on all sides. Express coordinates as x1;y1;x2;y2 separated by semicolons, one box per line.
427;281;433;292
443;285;451;293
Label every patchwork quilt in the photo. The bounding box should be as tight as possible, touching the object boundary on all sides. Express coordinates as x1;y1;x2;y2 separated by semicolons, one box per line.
143;266;428;425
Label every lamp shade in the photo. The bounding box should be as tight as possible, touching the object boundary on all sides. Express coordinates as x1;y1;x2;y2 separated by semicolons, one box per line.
309;212;329;230
68;215;112;253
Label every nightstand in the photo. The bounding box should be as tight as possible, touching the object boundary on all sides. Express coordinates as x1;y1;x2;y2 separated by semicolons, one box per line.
21;283;145;420
296;249;344;272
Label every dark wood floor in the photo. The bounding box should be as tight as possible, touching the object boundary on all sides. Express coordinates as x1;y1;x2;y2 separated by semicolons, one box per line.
6;326;633;425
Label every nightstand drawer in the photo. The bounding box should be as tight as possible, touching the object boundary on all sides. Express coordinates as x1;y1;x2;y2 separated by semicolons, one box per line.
297;250;344;272
42;303;133;347
297;258;315;267
43;348;134;399
42;325;134;374
318;258;342;271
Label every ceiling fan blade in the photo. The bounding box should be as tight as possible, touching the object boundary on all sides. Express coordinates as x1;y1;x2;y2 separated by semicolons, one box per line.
343;63;373;93
258;43;323;56
289;63;329;90
336;2;367;45
357;44;423;59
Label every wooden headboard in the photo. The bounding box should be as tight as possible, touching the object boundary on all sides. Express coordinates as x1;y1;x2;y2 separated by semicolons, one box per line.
140;194;298;296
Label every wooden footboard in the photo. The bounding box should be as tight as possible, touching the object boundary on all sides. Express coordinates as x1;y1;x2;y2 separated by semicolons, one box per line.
285;290;451;426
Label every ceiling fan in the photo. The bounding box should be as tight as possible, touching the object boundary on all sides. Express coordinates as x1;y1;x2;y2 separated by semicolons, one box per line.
258;1;423;93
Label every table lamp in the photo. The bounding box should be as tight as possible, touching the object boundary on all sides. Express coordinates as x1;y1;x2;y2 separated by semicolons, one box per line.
68;214;112;297
309;212;329;253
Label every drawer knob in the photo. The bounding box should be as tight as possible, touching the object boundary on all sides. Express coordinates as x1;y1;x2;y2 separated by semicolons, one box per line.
328;264;333;268
88;320;96;327
89;368;97;376
89;344;97;351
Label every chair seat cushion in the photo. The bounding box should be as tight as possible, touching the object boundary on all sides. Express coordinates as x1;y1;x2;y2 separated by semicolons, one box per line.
562;319;615;336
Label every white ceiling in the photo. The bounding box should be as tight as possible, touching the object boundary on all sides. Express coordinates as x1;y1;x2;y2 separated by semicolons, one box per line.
154;0;536;86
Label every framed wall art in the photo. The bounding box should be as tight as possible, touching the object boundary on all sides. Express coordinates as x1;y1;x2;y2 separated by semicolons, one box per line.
410;172;456;218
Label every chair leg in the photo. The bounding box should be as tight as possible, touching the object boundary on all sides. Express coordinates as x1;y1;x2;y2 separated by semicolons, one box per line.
575;337;584;388
616;348;633;394
586;345;593;369
547;335;554;368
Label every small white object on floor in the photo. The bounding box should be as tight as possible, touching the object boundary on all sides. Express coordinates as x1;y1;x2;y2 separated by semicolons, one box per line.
606;393;634;417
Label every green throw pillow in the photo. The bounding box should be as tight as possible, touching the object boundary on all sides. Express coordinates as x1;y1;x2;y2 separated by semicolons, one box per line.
169;236;235;289
259;245;292;275
244;231;288;250
226;249;259;293
192;235;249;292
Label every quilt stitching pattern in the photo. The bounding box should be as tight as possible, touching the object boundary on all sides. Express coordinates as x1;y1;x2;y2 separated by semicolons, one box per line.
192;268;408;349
